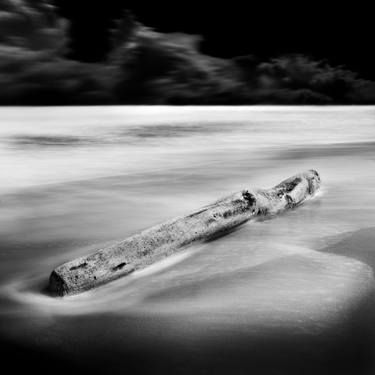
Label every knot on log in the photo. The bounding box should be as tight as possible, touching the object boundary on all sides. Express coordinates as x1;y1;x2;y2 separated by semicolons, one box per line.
48;170;321;296
242;190;256;206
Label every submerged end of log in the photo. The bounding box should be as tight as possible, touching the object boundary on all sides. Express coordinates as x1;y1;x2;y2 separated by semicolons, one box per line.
48;170;321;296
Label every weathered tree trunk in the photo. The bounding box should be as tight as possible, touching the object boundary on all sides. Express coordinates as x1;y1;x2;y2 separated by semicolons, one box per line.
49;170;321;296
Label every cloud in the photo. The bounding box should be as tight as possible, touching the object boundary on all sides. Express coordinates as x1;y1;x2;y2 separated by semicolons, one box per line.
0;0;112;104
0;4;374;105
108;20;246;103
0;0;68;53
108;17;375;104
247;55;375;104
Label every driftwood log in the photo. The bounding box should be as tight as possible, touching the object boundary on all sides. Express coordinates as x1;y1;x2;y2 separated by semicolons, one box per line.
49;170;321;296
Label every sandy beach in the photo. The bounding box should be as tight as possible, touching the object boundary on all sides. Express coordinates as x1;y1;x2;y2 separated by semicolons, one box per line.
1;106;375;374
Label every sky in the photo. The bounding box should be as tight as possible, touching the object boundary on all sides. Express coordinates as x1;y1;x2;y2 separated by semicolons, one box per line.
0;0;374;105
54;0;375;79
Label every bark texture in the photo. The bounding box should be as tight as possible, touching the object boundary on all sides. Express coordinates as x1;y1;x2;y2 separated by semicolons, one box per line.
49;170;321;296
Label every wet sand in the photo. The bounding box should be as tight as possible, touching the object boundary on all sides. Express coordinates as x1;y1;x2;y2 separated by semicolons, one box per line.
1;234;374;375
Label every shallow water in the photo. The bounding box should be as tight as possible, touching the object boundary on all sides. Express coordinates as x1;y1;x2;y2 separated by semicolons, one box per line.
1;106;375;374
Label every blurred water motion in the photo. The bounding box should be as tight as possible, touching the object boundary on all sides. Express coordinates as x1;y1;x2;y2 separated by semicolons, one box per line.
1;106;375;374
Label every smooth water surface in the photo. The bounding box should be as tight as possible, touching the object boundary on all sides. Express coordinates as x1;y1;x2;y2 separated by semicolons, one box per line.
1;106;375;374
